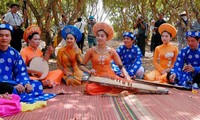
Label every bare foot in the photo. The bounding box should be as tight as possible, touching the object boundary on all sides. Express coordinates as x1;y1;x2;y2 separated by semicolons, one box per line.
102;90;130;97
42;80;52;88
119;90;130;97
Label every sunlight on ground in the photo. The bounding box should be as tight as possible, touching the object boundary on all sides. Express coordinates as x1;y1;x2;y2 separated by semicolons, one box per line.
64;104;73;109
192;115;200;120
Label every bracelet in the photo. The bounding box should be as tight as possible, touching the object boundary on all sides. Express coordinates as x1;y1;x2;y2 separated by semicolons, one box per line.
118;65;124;70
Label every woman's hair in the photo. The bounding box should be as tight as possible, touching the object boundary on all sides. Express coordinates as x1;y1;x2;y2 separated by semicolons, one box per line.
97;29;108;37
67;33;77;40
28;32;40;40
162;30;172;37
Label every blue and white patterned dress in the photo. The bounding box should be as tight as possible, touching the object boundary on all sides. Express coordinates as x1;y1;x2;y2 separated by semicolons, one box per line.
111;45;143;77
170;45;200;88
0;47;55;103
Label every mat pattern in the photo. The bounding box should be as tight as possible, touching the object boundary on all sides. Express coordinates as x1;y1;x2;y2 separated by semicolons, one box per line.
3;84;200;120
3;85;150;120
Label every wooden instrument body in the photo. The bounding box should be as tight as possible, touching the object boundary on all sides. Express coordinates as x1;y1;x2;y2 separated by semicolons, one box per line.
134;79;189;90
82;76;169;94
29;57;49;79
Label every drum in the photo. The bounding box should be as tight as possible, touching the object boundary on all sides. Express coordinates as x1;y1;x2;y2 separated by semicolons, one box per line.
29;57;49;79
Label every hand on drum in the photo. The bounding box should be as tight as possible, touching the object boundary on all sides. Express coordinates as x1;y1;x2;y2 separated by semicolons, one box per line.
35;71;43;77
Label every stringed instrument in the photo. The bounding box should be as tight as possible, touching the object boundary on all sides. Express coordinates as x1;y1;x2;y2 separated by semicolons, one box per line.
82;75;169;94
134;79;189;90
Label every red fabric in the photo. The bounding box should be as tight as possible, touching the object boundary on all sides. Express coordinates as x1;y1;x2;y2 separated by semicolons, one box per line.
86;83;123;95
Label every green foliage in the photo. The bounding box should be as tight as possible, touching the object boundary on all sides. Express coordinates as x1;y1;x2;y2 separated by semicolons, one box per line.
102;0;200;38
1;0;199;40
0;0;21;16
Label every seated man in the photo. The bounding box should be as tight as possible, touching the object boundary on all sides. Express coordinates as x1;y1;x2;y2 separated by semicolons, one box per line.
0;24;55;103
167;31;200;89
111;32;144;79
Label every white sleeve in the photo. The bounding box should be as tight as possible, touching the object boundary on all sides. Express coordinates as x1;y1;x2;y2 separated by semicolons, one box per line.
3;13;11;23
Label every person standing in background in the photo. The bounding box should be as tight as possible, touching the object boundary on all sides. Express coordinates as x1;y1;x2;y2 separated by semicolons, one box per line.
175;11;189;50
3;4;27;52
133;14;147;57
87;16;97;48
59;14;68;30
154;13;166;48
54;14;69;55
150;19;156;52
57;14;69;47
74;17;86;53
191;14;200;32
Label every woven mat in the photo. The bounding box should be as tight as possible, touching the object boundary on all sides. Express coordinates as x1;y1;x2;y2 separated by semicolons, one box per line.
4;85;152;120
136;88;200;120
5;84;200;120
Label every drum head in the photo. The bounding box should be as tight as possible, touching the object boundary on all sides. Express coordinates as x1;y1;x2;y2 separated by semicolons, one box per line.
29;57;49;79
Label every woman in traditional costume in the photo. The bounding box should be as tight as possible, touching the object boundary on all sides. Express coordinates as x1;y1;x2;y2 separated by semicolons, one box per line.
79;22;137;96
144;23;179;83
57;25;84;86
20;25;63;88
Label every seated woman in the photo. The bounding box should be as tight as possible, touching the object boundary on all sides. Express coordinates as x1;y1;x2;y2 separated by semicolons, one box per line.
111;31;144;79
79;22;139;96
167;31;200;89
57;25;84;86
20;25;63;88
144;23;179;83
0;24;55;103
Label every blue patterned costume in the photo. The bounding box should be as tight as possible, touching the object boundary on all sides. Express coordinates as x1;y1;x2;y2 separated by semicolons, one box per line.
0;47;55;103
111;44;144;78
170;45;200;88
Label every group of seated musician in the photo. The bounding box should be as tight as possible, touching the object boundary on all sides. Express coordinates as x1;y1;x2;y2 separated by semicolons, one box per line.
0;24;56;103
143;23;200;89
55;22;200;93
1;21;200;99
